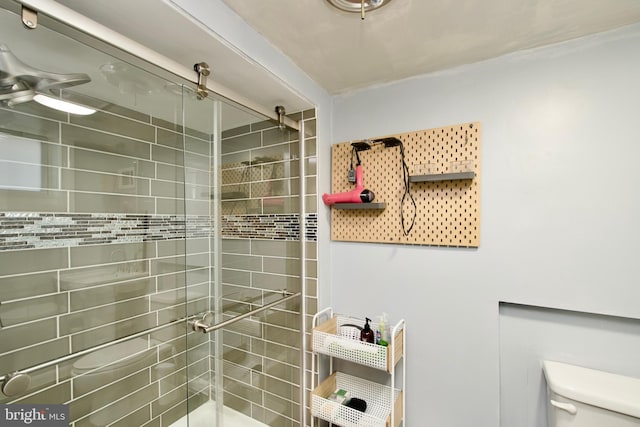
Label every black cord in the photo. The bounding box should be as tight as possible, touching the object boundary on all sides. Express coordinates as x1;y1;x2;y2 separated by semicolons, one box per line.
370;137;416;235
398;142;416;236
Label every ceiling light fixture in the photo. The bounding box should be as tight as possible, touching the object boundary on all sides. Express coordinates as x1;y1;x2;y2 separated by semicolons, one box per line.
0;44;95;115
326;0;394;19
33;93;96;115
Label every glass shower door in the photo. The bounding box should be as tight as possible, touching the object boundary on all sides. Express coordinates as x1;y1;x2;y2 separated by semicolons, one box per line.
0;2;307;426
183;91;304;426
0;2;200;425
179;87;219;425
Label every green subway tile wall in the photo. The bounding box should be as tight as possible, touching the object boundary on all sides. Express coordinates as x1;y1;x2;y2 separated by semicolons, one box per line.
0;97;317;427
0;97;212;427
218;109;317;426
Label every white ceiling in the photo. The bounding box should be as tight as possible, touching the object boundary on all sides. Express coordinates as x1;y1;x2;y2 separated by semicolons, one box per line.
27;0;640;116
221;0;640;94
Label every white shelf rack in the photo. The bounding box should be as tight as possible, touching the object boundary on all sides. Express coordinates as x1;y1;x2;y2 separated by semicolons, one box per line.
310;307;405;427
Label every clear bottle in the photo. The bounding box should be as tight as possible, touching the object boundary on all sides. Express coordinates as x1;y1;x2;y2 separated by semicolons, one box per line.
378;313;389;346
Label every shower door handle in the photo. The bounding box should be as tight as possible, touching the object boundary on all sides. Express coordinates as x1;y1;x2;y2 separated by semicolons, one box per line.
191;318;210;333
190;311;214;332
191;291;301;334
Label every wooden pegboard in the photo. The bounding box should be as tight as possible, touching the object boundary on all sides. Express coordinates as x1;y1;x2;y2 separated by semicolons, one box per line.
329;122;480;247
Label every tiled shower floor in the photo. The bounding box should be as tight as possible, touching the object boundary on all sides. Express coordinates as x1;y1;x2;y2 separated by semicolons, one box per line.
169;400;267;427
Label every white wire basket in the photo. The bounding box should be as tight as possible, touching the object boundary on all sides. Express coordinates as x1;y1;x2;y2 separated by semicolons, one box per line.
311;315;403;372
311;371;402;427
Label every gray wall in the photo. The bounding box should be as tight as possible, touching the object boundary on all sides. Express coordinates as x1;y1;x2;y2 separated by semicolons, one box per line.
330;23;640;427
499;303;640;427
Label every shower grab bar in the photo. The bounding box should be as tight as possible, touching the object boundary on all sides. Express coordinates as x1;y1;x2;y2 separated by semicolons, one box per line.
191;291;301;334
1;314;194;382
1;290;301;396
0;313;197;396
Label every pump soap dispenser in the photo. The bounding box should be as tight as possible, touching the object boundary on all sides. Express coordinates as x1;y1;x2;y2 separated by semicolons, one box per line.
360;317;375;343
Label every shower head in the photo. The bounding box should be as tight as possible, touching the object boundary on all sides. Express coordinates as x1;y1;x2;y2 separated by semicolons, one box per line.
0;44;91;106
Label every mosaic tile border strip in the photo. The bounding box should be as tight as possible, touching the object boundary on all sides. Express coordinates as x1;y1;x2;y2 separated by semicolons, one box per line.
305;213;318;241
221;213;317;241
0;212;318;250
0;213;212;250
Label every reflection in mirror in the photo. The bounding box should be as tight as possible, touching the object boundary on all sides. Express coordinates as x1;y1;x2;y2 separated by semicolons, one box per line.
0;134;43;191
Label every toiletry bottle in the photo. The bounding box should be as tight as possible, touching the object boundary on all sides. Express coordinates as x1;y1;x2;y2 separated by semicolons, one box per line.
378;313;388;346
360;317;375;343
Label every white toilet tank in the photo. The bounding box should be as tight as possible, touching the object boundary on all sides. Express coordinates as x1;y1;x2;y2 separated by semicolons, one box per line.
543;360;640;427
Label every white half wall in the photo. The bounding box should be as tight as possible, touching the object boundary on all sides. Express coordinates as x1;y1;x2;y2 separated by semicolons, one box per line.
329;23;640;426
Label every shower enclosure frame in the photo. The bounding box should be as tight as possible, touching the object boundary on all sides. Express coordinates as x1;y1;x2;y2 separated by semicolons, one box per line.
0;0;310;425
12;0;300;131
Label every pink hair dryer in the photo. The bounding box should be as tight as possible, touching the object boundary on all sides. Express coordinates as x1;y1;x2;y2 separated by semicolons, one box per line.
322;165;375;205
